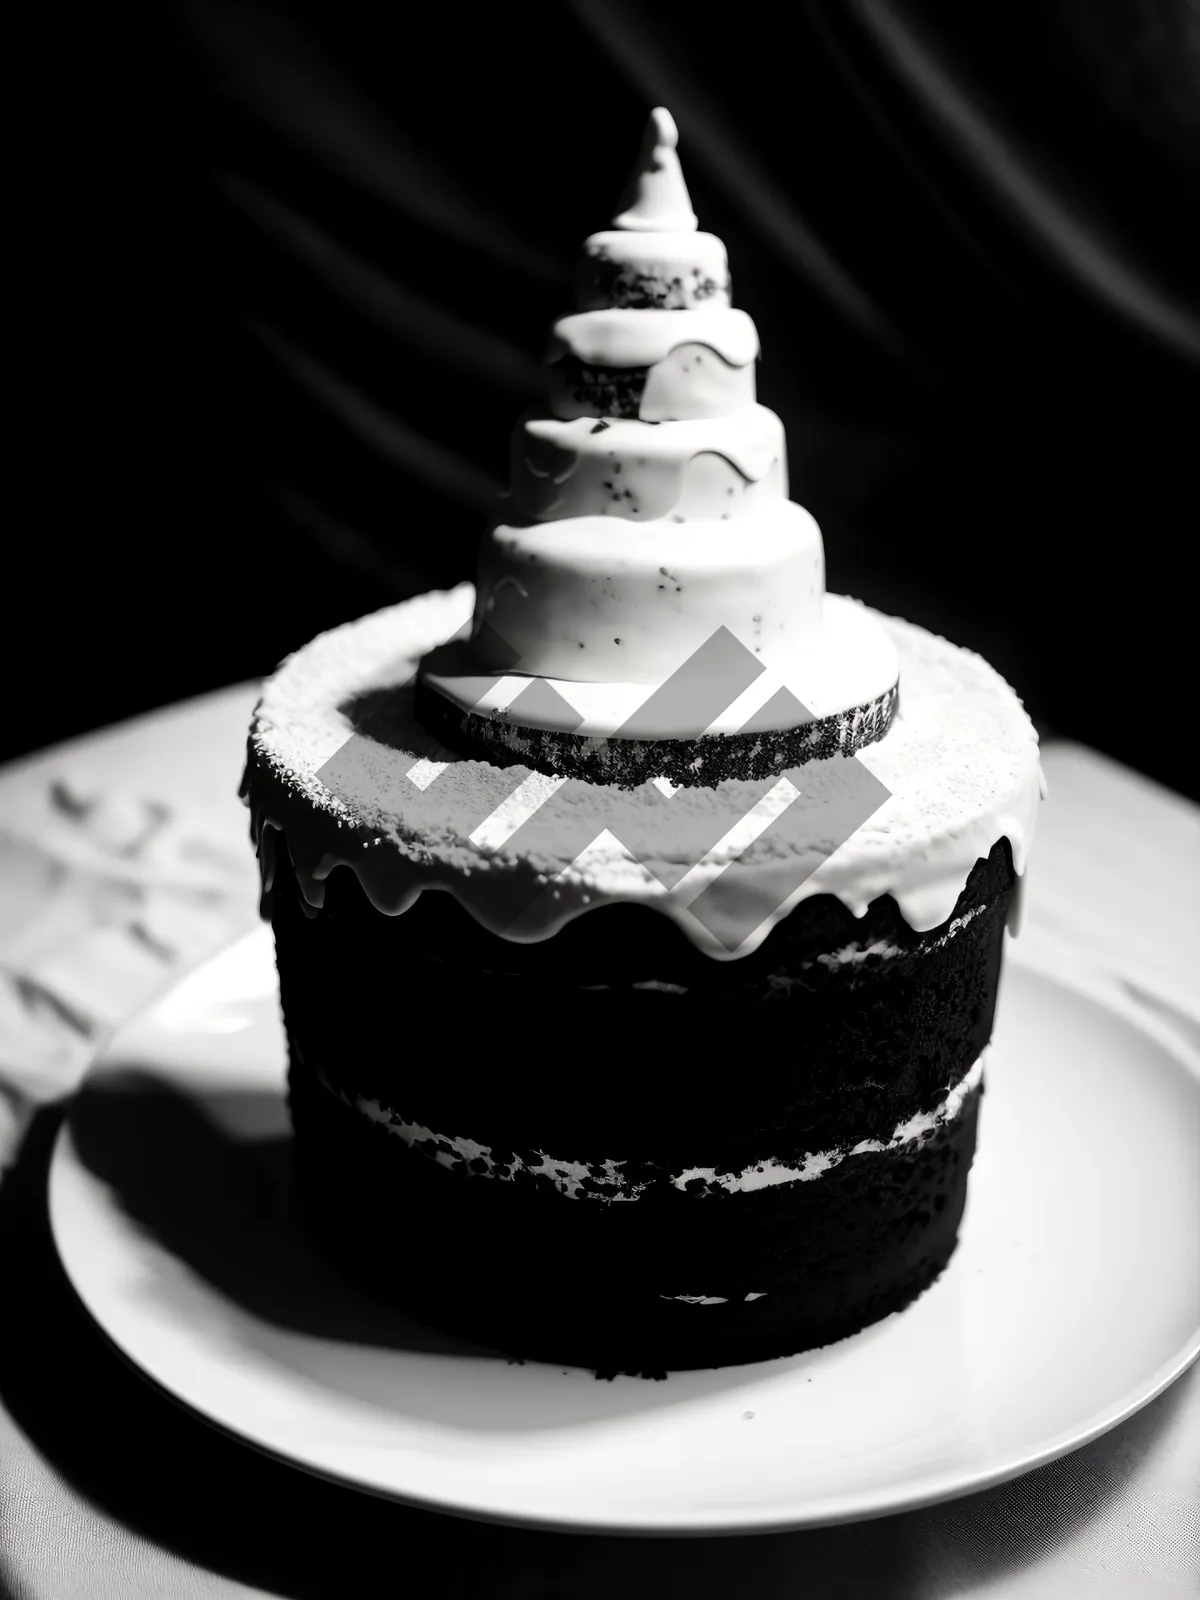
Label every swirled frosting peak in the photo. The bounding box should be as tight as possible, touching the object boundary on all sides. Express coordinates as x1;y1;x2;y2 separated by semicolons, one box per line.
612;106;698;232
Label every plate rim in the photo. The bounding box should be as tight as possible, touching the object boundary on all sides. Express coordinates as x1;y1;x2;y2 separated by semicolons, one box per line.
47;928;1200;1536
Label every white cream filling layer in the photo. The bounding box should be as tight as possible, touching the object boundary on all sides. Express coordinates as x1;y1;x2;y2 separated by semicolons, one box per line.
321;1051;985;1204
812;903;987;970
672;1053;984;1196
660;1293;768;1306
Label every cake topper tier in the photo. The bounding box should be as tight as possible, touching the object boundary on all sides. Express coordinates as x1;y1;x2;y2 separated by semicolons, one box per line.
611;107;698;232
417;107;900;779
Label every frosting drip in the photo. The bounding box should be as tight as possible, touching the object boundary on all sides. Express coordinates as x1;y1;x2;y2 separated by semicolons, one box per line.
548;308;759;423
549;308;759;371
508;407;787;524
548;346;757;424
243;585;1043;962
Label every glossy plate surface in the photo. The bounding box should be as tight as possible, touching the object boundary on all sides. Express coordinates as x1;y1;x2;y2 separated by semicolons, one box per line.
49;928;1200;1534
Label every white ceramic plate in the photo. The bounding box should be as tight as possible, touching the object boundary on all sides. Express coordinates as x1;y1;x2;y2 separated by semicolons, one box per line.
48;928;1200;1535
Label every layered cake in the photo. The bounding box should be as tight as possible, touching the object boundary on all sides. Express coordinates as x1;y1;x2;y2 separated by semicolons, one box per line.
243;109;1043;1375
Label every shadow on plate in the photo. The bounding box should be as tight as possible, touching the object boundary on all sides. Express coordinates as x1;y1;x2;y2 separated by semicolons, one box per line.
67;1064;512;1358
63;1064;801;1430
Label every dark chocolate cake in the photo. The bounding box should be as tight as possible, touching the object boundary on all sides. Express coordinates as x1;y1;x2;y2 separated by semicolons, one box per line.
242;109;1042;1375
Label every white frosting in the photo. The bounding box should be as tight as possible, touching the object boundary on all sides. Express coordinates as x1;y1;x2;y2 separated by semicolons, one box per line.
451;106;900;723
550;308;759;370
550;344;756;423
320;1052;986;1203
638;344;756;422
548;309;759;421
578;230;730;310
611;107;697;231
473;503;822;683
432;590;897;727
244;582;1043;959
508;407;788;524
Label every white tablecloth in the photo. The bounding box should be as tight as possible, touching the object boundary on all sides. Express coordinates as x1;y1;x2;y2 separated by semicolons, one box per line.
1;684;1197;1599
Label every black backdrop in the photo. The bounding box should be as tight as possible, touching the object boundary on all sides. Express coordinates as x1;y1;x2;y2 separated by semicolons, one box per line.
20;0;1198;796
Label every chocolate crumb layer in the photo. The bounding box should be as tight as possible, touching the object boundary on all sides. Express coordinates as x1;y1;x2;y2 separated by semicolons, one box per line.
289;1044;980;1373
272;839;1012;1158
550;358;648;419
578;255;729;311
414;676;898;787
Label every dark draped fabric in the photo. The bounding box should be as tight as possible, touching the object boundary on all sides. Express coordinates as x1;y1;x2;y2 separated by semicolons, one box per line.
28;1;1199;794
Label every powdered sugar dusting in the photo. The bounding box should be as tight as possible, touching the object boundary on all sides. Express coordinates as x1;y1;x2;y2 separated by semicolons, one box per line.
244;586;1041;957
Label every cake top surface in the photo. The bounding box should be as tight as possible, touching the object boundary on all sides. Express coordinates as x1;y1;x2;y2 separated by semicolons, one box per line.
245;585;1042;958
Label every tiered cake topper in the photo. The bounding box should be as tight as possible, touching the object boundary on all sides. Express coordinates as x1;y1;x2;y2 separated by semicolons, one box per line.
610;106;697;233
418;109;899;785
